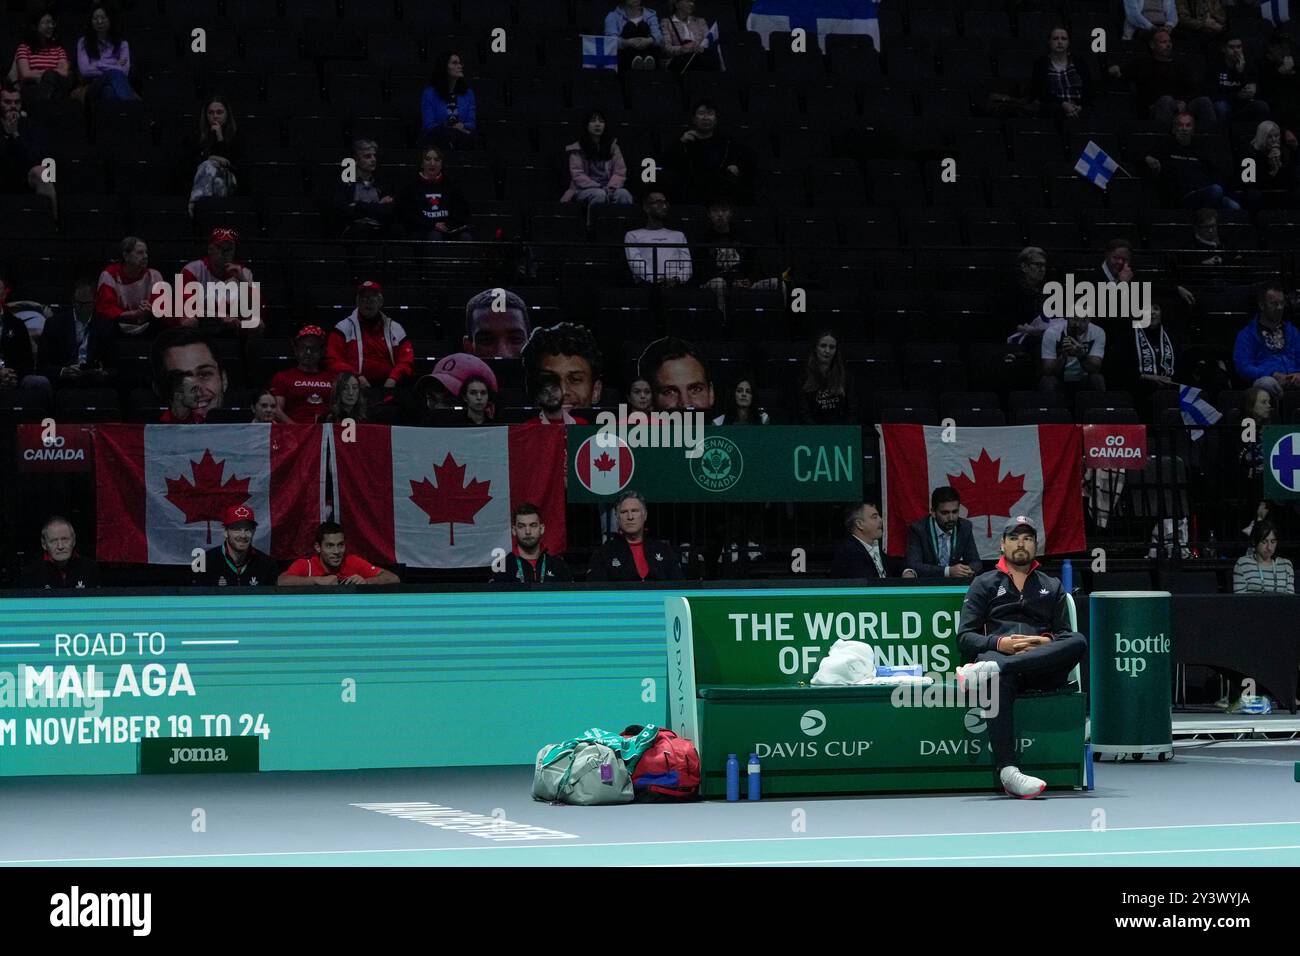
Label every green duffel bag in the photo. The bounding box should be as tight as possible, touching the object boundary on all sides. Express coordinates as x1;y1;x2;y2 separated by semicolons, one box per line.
532;740;634;806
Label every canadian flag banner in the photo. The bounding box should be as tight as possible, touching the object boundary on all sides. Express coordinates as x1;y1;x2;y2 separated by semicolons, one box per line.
95;424;323;564
330;423;567;569
877;424;1086;559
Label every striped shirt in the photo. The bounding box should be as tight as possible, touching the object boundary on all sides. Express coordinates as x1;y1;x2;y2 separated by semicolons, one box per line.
1232;553;1296;594
16;43;68;73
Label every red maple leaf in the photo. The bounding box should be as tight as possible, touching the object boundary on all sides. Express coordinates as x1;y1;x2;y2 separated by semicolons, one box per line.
593;451;617;473
409;452;493;545
948;449;1027;538
163;449;253;545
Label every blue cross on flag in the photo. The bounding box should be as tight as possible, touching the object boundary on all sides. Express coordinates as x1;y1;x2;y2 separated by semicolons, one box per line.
1264;428;1300;498
1075;140;1119;190
1262;0;1291;24
581;34;619;71
746;0;881;52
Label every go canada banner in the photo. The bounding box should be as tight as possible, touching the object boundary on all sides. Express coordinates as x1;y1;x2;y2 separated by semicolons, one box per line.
878;424;1086;560
566;424;862;503
94;423;566;568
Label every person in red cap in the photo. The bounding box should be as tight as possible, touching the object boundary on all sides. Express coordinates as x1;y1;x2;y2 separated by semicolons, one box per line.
325;281;415;399
277;521;399;587
413;352;499;426
180;227;259;334
194;504;280;587
269;325;334;423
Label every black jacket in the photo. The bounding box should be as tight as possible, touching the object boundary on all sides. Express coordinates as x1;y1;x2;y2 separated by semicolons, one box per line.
1;310;36;379
827;537;907;580
38;308;117;379
1151;134;1220;201
587;535;683;582
21;555;100;589
195;545;280;587
957;558;1081;662
1030;54;1094;115
905;517;984;579
331;174;397;232
491;551;574;584
399;172;471;234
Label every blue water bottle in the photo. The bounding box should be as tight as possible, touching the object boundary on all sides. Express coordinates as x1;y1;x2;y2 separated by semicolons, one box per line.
747;753;761;801
1061;558;1074;595
726;753;740;801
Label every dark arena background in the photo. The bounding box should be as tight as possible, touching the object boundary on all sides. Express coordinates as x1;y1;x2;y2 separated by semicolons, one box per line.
1;0;1298;936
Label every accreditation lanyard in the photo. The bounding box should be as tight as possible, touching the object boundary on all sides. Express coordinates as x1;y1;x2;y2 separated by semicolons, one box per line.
516;554;546;584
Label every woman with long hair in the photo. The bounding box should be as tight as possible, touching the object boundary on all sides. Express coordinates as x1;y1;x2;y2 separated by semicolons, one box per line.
627;377;654;413
188;95;244;214
1232;520;1295;594
251;389;278;423
797;330;854;425
561;110;633;220
326;371;369;423
712;375;769;425
1242;120;1300;209
11;11;71;103
420;51;477;150
76;4;137;101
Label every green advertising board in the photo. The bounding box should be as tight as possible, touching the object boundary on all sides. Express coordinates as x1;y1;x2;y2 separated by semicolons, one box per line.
567;424;862;502
1262;426;1300;501
1089;591;1173;756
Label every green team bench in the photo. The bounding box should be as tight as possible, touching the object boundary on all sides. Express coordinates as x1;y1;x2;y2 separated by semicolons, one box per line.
664;591;1088;798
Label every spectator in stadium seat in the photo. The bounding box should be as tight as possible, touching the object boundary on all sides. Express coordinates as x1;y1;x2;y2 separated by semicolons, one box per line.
96;235;162;336
187;95;244;216
195;505;279;587
1235;388;1278;536
1207;36;1269;125
1241;120;1300;210
325;281;414;397
1;83;58;220
606;0;663;73
905;486;983;580
40;276;116;385
661;0;721;73
695;197;782;316
1259;31;1300;135
20;516;99;589
625;191;692;284
332;139;396;239
1176;0;1225;39
11;11;71;105
1041;313;1107;397
0;266;52;400
491;502;574;584
180;227;259;335
277;521;399;586
529;369;584;425
1145;112;1242;210
1031;27;1093;120
1117;301;1180;414
399;145;473;240
76;5;137;101
1233;520;1295;594
269;325;333;424
956;516;1088;799
463;287;530;359
522;322;604;412
1190;207;1226;264
1098;236;1196;308
150;326;227;415
251;389;277;423
419;51;477;151
561;110;633;222
712;374;769;425
587;490;683;581
992;246;1051;345
627;376;654;413
159;369;205;423
423;352;499;426
325;371;368;424
1233;282;1300;400
1122;0;1177;42
1107;29;1214;129
797;330;855;425
830;502;916;580
669;99;753;206
638;335;713;411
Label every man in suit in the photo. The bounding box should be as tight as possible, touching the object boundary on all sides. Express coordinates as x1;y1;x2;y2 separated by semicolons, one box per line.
587;490;683;582
829;502;917;580
905;486;983;579
39;276;116;385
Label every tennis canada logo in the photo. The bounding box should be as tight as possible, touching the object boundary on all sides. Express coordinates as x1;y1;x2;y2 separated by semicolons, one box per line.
573;433;635;495
690;436;744;493
800;709;827;736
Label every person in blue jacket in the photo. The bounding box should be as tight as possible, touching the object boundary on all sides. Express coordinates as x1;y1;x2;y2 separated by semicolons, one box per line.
605;1;663;72
420;51;477;151
1233;282;1300;401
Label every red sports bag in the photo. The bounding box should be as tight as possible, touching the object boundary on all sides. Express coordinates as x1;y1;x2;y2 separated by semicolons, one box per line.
620;725;701;800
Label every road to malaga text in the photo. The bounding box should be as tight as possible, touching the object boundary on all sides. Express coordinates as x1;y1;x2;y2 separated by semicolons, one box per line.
0;630;271;746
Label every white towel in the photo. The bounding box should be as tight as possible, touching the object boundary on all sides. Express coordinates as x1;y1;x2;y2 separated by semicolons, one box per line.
811;639;876;685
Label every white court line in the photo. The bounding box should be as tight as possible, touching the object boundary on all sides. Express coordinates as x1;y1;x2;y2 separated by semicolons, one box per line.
178;640;240;646
3;819;1299;866
654;844;1300;867
0;643;41;649
1177;755;1299;767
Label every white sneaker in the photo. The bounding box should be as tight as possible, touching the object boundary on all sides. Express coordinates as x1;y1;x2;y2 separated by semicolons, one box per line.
956;660;1000;686
1000;765;1047;799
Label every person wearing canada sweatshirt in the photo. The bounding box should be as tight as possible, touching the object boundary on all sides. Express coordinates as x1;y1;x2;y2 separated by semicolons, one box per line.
325;281;415;397
956;515;1087;799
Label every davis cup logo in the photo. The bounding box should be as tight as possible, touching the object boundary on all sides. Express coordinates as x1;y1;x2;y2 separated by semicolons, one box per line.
800;710;827;736
964;707;987;735
574;433;634;496
1269;433;1300;493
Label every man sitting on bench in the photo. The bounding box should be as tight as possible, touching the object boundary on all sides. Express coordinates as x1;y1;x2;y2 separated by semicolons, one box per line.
956;516;1088;799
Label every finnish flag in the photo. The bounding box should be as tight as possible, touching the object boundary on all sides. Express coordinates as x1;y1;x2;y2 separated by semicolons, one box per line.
746;0;881;53
581;34;619;71
1178;384;1221;442
704;21;727;70
1074;140;1119;190
1262;0;1291;24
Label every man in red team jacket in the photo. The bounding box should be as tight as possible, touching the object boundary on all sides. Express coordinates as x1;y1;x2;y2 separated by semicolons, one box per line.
277;521;399;587
269;325;333;423
324;281;415;401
